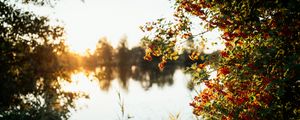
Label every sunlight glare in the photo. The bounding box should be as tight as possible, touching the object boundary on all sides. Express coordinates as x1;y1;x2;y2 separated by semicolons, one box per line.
53;0;174;54
61;72;100;95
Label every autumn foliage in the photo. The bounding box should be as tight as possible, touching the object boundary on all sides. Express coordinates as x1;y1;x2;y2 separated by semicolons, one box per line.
141;0;299;119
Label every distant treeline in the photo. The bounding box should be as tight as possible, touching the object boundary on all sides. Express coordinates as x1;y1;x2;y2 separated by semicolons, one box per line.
57;37;220;91
65;37;211;70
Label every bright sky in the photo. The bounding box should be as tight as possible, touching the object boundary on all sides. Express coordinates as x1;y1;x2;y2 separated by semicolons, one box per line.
22;0;224;54
52;0;174;53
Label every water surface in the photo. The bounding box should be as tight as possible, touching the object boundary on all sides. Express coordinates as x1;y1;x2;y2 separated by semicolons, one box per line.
63;68;196;120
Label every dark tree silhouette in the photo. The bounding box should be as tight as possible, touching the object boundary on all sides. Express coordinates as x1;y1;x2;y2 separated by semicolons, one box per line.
0;1;82;119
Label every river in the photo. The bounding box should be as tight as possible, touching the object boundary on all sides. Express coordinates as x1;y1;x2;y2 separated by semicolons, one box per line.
61;67;198;120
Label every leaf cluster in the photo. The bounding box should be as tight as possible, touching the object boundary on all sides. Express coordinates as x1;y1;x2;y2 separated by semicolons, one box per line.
141;0;300;119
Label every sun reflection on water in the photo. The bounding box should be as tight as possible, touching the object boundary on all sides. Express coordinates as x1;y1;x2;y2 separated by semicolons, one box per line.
60;72;101;98
59;72;103;110
57;69;195;120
